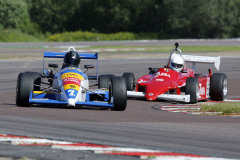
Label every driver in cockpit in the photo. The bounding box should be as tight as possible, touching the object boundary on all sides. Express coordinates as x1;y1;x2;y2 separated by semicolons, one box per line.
62;50;80;69
169;53;184;72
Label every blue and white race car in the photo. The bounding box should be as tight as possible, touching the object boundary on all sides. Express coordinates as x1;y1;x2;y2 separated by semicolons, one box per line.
16;47;127;111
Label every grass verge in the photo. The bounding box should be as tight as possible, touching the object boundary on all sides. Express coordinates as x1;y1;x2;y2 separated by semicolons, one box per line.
200;103;240;115
1;45;240;60
0;29;44;42
78;45;240;53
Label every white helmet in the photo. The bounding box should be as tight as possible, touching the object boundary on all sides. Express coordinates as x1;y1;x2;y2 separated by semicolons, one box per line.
170;54;184;72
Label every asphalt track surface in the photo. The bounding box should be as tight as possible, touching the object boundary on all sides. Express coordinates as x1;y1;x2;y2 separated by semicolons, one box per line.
0;40;240;160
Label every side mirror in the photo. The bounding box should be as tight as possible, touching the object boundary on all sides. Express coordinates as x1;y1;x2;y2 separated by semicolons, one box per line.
84;65;94;69
148;67;158;75
48;64;58;68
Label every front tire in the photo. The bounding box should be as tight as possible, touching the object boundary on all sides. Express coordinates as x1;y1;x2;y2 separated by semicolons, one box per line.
111;77;127;111
122;72;135;91
98;74;115;89
16;72;41;107
185;77;199;103
210;73;227;101
25;72;41;90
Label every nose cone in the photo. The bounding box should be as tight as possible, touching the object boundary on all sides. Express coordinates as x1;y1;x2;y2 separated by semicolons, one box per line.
146;93;157;101
145;79;176;101
62;77;81;99
145;86;170;101
64;81;80;106
61;67;86;105
68;99;76;106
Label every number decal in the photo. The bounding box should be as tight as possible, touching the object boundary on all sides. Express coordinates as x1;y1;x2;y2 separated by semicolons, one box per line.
199;83;206;96
68;90;75;96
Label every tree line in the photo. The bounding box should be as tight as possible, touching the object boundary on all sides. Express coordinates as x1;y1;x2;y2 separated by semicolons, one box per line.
1;0;240;39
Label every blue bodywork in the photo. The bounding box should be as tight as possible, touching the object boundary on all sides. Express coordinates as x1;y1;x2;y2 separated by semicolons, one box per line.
29;90;113;108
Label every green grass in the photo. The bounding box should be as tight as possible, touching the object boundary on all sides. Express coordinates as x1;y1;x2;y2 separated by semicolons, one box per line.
1;29;240;54
47;31;137;41
200;103;240;115
180;46;240;52
74;45;240;53
2;43;240;53
0;29;44;42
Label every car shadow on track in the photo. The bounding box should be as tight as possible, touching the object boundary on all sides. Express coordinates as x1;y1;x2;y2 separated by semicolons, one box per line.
2;103;111;111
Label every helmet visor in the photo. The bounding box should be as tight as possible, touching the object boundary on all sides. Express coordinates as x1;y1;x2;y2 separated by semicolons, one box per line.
171;62;183;69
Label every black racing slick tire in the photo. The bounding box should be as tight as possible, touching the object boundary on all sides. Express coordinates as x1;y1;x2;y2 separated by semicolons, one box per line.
185;77;199;103
25;72;41;90
122;72;135;91
98;74;115;89
111;77;127;111
16;72;41;107
210;73;228;101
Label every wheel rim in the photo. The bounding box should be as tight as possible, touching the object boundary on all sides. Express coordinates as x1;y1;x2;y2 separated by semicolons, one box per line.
223;78;228;98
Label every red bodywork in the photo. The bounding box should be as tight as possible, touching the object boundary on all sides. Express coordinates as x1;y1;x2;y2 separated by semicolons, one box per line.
136;67;210;101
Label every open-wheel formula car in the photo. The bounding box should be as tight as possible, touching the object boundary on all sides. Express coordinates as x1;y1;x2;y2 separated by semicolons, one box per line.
124;43;227;103
16;47;127;111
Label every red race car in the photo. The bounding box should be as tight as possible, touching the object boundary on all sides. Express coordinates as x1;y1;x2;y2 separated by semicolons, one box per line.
125;43;227;103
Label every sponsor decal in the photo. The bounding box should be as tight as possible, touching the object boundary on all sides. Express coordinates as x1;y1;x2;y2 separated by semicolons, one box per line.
94;90;107;94
154;72;171;78
138;79;147;83
63;84;80;91
63;77;81;86
61;72;85;81
61;72;82;92
156;79;164;81
61;67;81;72
148;93;153;96
70;85;76;88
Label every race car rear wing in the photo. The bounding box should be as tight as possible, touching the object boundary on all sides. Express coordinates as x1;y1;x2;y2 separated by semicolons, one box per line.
42;47;99;80
182;55;220;71
43;46;98;59
43;52;98;59
167;43;220;71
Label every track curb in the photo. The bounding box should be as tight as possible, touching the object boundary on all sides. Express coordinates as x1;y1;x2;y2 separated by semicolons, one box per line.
160;99;240;116
0;134;236;160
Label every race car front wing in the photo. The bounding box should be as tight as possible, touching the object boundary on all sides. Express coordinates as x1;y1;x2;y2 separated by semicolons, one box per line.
28;91;114;108
127;91;190;102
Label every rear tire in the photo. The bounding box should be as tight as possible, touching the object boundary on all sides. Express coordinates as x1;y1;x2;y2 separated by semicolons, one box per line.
122;72;135;91
16;72;41;107
210;73;227;101
185;77;199;103
98;75;115;89
111;77;127;111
